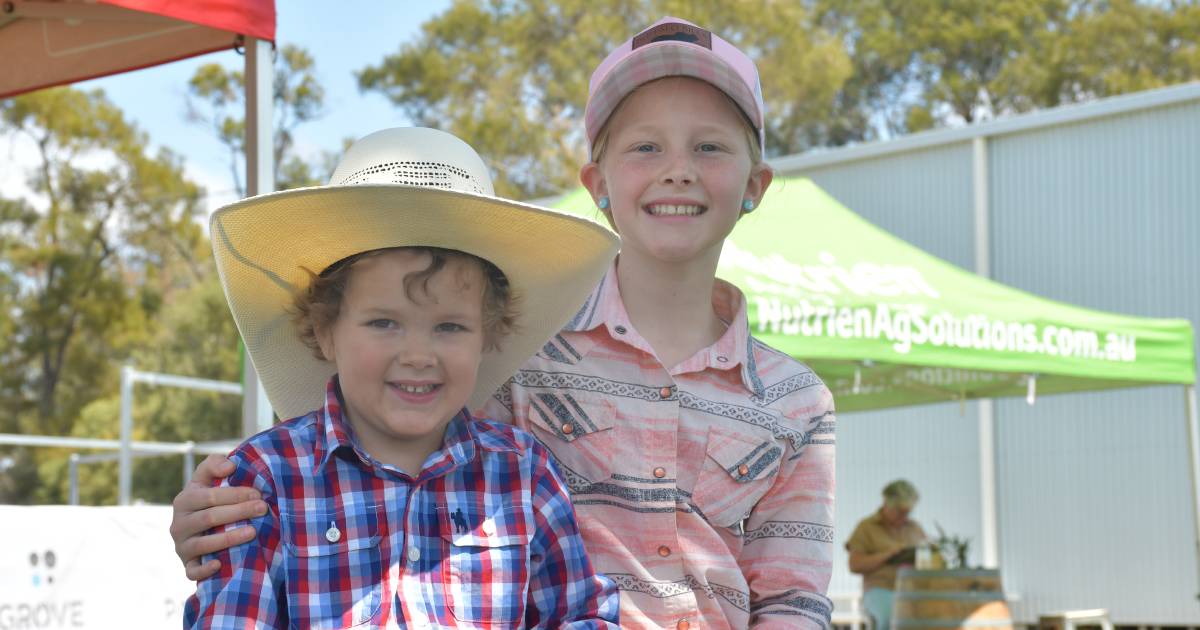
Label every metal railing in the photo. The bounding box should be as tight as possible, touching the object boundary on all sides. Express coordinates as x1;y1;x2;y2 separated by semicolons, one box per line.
0;365;244;505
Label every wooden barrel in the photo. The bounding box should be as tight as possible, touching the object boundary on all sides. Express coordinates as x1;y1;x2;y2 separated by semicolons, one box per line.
892;568;1013;630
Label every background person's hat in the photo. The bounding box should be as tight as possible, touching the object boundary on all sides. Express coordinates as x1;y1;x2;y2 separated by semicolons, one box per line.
211;127;620;420
583;16;766;159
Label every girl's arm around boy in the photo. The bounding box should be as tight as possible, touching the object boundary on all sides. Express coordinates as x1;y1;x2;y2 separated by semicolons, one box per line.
524;439;621;629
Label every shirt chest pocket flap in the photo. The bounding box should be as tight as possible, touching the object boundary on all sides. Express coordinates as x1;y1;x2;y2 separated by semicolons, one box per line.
526;391;617;487
441;504;532;624
282;503;383;629
691;424;784;528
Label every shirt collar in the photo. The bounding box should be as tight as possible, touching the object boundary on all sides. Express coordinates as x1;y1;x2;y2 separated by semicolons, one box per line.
312;376;506;475
562;261;765;398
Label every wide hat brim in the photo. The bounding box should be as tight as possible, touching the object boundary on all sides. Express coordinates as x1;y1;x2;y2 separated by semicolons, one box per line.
211;184;619;420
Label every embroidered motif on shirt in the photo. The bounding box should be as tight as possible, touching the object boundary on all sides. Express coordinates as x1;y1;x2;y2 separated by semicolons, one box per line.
606;573;752;612
750;589;834;626
451;507;468;534
743;520;836;544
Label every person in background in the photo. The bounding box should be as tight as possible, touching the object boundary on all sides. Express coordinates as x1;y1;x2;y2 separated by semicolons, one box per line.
846;479;928;630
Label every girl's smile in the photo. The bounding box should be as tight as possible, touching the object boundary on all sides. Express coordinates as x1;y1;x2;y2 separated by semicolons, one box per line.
582;76;771;267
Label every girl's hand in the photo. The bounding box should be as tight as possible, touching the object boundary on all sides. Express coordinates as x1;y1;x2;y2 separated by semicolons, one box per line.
169;453;267;580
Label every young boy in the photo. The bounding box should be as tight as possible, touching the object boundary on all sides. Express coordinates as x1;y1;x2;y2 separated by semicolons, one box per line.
183;127;621;629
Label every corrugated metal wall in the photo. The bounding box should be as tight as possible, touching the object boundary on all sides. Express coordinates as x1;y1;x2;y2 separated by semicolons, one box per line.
781;94;1200;623
804;145;975;270
988;100;1200;623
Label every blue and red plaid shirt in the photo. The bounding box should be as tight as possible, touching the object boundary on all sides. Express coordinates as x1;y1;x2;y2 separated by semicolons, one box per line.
184;378;619;629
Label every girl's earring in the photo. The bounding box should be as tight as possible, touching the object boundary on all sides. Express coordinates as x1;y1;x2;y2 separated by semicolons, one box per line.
598;197;610;210
742;199;755;212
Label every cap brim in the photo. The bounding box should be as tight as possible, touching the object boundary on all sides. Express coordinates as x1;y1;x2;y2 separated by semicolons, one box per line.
211;184;620;420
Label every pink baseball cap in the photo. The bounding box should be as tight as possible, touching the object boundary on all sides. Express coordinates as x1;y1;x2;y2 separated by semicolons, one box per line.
584;16;766;159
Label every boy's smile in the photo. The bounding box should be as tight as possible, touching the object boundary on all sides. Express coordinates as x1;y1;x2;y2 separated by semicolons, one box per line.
316;249;486;472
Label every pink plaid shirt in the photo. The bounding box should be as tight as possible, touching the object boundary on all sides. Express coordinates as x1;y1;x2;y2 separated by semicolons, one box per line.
481;264;836;629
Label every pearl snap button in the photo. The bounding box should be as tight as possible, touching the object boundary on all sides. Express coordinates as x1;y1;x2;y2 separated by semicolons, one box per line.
482;519;496;535
408;546;421;563
324;522;341;543
659;387;672;399
653;467;666;478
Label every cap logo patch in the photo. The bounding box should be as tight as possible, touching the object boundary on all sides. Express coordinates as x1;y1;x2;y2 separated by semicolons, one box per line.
632;22;713;50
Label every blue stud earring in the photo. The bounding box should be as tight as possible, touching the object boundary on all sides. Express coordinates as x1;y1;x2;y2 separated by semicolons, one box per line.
598;197;610;210
742;199;755;212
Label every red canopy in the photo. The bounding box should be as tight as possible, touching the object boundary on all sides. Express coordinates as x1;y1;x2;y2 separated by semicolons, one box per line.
0;0;275;98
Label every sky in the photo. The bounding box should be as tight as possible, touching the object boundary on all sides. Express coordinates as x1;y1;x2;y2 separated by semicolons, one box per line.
1;1;452;215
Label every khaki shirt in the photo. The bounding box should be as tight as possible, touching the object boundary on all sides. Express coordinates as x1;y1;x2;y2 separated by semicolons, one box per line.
845;509;926;591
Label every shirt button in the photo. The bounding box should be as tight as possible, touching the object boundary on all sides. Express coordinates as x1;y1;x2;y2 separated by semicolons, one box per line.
738;464;750;476
653;467;666;479
407;546;421;563
657;545;671;557
561;423;575;435
614;325;627;334
659;386;672;399
324;523;341;543
677;620;690;630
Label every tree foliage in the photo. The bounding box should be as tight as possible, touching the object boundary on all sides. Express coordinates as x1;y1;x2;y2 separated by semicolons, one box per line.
360;0;1199;197
356;0;851;199
186;44;329;193
0;87;239;504
814;0;1200;133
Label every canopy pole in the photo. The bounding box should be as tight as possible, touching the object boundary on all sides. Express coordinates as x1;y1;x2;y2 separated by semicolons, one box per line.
972;134;1000;569
1186;383;1200;599
978;399;999;568
241;37;275;437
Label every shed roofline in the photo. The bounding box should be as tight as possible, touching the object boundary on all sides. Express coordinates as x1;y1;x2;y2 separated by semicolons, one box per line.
770;81;1200;173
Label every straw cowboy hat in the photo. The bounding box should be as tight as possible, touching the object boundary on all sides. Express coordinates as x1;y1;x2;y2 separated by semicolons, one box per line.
211;127;620;420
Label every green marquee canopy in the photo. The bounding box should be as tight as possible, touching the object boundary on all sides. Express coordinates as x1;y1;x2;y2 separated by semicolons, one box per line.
553;178;1196;412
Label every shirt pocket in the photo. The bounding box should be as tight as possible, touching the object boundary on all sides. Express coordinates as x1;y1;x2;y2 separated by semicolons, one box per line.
441;506;532;626
690;424;784;528
525;391;617;489
281;503;383;629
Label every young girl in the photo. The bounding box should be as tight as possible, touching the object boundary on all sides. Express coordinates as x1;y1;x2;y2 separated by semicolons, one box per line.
171;17;835;629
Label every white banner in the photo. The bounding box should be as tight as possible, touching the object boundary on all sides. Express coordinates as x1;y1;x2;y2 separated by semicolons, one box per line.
0;505;194;629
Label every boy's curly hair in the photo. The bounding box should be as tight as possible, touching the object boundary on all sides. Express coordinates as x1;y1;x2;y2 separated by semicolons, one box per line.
291;247;519;359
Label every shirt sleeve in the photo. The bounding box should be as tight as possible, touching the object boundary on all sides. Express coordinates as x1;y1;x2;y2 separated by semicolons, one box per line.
742;385;837;630
182;453;285;629
523;441;620;629
845;520;872;554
